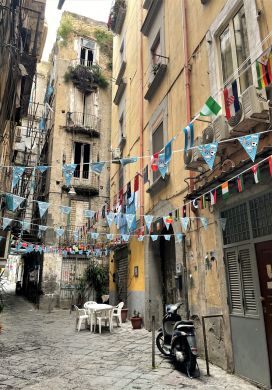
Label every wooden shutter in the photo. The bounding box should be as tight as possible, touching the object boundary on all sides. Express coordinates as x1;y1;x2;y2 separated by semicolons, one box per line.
225;248;243;314
239;247;257;315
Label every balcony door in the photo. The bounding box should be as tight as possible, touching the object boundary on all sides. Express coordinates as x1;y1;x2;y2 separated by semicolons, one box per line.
82;93;98;129
73;142;91;180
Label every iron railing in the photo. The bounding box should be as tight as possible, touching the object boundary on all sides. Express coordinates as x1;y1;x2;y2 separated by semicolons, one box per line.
66;112;101;134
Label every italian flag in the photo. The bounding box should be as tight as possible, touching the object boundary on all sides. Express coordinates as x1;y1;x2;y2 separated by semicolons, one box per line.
200;96;221;116
221;182;229;200
252;164;260;183
210;189;217;205
237;175;245;192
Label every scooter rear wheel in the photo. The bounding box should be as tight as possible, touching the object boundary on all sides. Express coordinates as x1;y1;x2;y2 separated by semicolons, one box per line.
156;332;171;356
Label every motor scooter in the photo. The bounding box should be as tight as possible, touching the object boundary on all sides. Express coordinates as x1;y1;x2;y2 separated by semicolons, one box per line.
156;303;198;378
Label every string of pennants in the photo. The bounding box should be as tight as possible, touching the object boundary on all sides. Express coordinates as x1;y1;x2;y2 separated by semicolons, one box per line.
3;154;272;245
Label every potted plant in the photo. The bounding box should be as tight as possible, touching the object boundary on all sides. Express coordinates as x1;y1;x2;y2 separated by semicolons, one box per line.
130;310;143;329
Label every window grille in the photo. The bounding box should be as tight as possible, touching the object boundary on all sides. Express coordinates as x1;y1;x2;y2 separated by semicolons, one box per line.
249;192;272;238
221;203;250;245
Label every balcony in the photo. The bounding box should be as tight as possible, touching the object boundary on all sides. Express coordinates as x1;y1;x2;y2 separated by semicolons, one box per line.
144;57;168;101
113;79;126;105
115;60;126;86
108;0;126;34
64;64;108;94
141;0;163;36
65;112;101;137
69;171;99;196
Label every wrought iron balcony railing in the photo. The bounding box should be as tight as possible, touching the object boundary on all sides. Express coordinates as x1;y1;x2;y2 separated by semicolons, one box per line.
65;112;101;137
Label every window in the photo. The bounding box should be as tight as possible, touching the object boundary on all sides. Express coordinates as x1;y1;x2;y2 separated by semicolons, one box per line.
151;33;161;66
225;245;257;317
119;113;125;139
219;6;252;92
152;122;164;181
73;142;91;179
79;38;95;67
221;203;250;245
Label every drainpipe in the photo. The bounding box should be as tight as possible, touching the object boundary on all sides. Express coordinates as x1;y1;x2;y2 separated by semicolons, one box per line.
182;0;191;320
140;7;144;227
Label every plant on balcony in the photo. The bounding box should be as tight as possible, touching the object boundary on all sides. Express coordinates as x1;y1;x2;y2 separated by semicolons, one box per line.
108;0;126;33
94;28;113;58
64;64;108;93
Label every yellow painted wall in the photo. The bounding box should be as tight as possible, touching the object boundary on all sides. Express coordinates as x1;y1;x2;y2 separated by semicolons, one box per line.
128;239;144;291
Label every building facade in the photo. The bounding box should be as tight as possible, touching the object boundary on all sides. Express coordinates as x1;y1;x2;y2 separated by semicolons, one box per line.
109;0;272;387
0;0;47;271
38;12;112;308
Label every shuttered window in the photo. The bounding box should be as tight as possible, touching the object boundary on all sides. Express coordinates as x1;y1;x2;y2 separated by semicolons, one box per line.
225;245;257;317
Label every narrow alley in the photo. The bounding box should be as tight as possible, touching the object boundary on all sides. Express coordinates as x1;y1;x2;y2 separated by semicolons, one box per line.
0;287;258;390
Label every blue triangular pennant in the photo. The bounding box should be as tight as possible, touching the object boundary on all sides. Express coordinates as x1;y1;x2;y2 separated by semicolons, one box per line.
176;233;183;243
181;217;190;232
36;165;48;173
37;201;50;218
120;157;138;166
106;212;115;227
200;217;208;230
55;228;64;237
121;234;130;242
73;230;79;242
91;232;99;240
12;167;25;189
125;214;136;230
150;235;158;241
158;153;169;179
238;134;259;162
3;218;12;230
164;234;171;241
91;162;105;175
144;215;153;232
138;235;144;241
198;142;218;170
164;140;173;164
62;164;77;186
84;210;95;219
6;194;25;211
59;205;71;215
106;233;113;240
21;221;30;231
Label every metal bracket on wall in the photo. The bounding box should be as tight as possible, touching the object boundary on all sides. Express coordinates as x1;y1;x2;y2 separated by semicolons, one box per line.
201;314;224;376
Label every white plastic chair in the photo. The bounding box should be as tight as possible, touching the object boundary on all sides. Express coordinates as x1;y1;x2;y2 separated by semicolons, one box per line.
74;305;89;332
95;309;113;334
84;302;97;332
112;302;124;327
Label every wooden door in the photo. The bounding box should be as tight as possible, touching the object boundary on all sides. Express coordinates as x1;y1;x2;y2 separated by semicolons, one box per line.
255;241;272;376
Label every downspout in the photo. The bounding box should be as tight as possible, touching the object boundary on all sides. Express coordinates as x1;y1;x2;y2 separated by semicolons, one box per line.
182;0;190;320
140;7;144;227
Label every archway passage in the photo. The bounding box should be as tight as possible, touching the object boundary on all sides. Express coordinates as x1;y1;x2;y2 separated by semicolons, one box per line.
159;225;177;309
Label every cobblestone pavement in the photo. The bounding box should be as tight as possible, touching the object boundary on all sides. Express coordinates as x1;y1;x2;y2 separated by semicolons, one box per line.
0;288;258;390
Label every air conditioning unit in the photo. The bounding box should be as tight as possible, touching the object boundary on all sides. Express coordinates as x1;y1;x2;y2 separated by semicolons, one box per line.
228;85;268;134
184;136;204;172
193;136;204;162
112;148;121;160
202;115;229;145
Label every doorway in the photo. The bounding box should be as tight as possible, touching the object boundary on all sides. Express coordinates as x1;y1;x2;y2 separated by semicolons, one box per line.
159;225;176;309
255;240;272;377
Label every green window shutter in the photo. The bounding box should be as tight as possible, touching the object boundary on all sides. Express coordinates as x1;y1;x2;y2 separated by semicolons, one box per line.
225;248;243;315
239;247;258;316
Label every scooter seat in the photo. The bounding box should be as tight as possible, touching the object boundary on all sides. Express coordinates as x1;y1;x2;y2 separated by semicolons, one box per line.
179;320;194;325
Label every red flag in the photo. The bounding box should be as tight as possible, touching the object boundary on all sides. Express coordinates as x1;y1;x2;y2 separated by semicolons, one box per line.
151;152;159;171
134;174;139;191
269;156;272;176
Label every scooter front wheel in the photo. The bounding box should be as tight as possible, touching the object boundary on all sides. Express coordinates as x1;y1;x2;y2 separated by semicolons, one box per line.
156;332;171;356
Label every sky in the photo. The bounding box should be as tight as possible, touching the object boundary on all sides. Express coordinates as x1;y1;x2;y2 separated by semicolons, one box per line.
42;0;112;61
